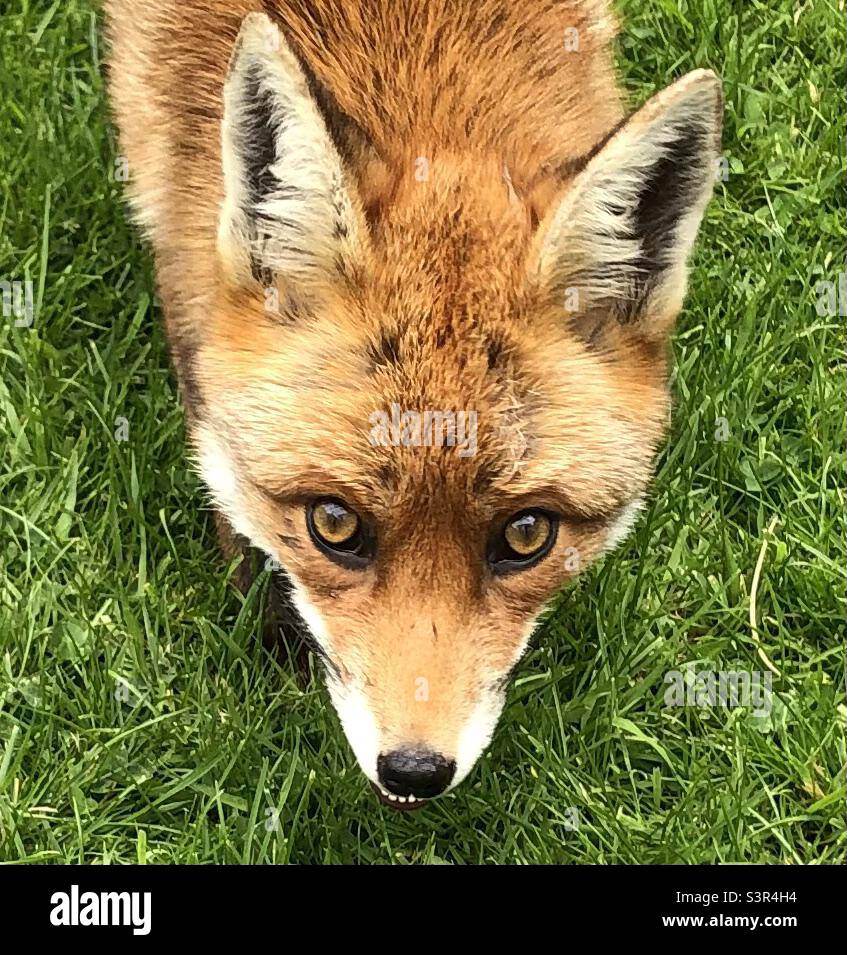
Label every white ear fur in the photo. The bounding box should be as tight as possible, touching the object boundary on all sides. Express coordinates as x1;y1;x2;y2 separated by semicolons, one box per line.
218;12;367;288
532;69;723;332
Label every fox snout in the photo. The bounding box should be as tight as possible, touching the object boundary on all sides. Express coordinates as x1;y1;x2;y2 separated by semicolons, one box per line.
320;621;515;810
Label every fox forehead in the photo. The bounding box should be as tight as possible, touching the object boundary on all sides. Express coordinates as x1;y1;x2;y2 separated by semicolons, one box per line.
198;294;665;524
198;158;666;518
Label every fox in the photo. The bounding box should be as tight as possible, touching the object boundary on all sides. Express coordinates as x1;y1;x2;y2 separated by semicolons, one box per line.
104;0;722;809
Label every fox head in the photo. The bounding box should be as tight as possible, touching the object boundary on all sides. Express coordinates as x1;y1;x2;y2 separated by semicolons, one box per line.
194;13;722;807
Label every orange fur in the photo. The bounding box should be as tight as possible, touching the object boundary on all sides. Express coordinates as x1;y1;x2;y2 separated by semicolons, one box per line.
104;0;721;801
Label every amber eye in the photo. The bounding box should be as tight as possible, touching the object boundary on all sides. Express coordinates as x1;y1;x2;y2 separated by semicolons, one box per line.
309;499;360;545
307;498;370;567
505;511;552;555
489;510;557;573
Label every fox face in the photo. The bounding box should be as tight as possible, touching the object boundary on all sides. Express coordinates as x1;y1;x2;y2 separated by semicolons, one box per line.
192;13;722;807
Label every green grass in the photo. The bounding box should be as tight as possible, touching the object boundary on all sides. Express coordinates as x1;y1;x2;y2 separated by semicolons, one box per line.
0;0;844;864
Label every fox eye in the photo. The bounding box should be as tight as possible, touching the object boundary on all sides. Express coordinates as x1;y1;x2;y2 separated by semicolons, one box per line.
490;510;557;574
307;498;370;568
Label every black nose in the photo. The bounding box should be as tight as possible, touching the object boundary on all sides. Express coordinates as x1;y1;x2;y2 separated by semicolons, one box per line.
377;749;456;799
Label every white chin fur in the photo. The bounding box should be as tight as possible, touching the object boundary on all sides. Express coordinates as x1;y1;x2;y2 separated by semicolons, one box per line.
451;691;505;789
287;572;382;784
450;615;541;790
325;677;381;786
288;578;333;652
194;425;277;557
603;496;645;553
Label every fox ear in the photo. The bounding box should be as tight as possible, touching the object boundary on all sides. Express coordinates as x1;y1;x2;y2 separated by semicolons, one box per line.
531;69;723;341
218;13;367;290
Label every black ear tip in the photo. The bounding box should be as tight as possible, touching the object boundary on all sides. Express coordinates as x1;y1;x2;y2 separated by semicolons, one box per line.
711;83;725;141
686;67;721;92
227;12;283;76
239;11;279;43
704;74;724;130
686;69;724;133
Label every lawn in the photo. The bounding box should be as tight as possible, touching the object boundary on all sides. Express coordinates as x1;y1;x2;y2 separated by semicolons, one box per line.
0;0;844;864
